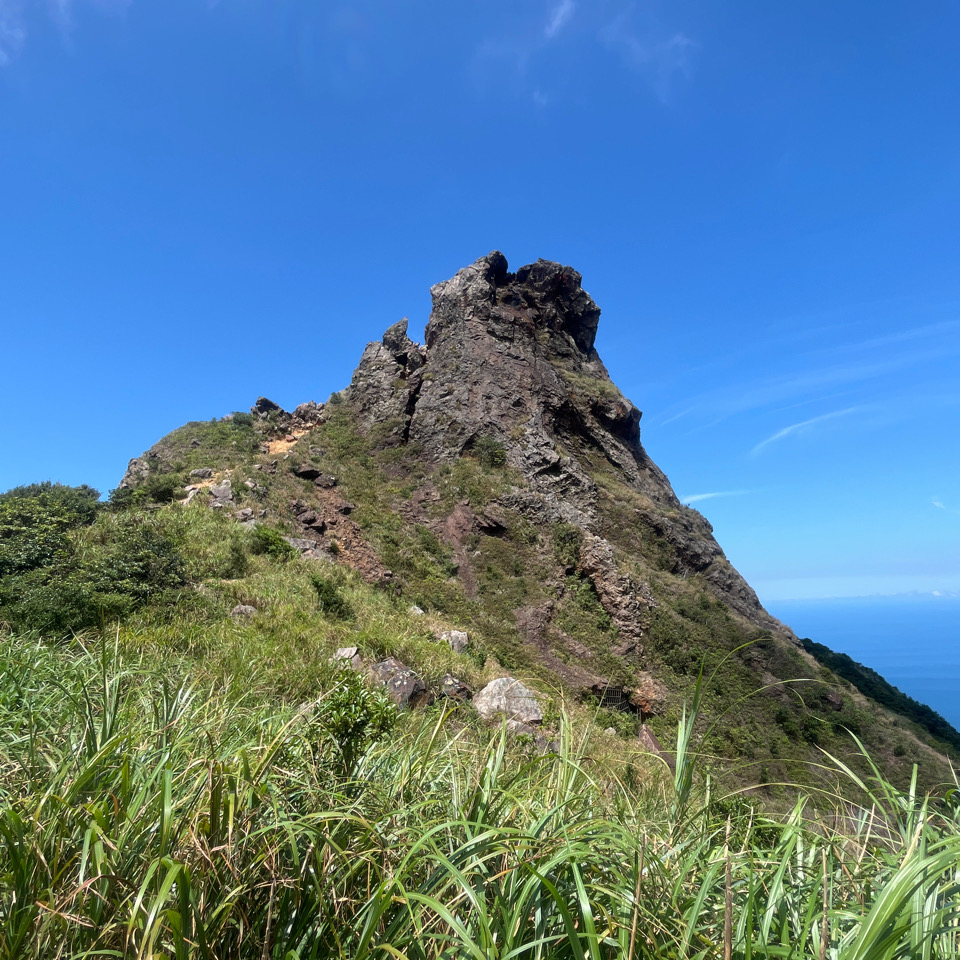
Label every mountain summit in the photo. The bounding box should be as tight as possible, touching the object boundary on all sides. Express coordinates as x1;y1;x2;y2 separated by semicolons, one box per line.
349;252;785;638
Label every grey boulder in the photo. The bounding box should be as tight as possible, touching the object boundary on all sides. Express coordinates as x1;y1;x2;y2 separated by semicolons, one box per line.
367;658;433;709
436;629;469;653
473;677;543;727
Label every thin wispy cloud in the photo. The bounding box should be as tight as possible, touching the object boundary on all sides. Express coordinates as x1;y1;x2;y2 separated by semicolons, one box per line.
750;406;862;456
598;10;696;102
0;0;132;64
652;317;960;432
544;0;574;40
680;490;750;505
474;3;695;107
0;0;26;66
931;497;960;516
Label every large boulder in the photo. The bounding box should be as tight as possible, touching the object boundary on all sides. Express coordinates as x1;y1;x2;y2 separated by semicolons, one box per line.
367;658;433;709
253;397;283;415
474;677;543;727
629;673;670;721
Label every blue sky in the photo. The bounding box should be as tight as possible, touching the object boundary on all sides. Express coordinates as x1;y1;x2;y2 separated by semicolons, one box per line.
2;1;959;604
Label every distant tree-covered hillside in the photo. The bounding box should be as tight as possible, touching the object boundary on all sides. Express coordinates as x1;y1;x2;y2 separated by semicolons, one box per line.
801;637;960;755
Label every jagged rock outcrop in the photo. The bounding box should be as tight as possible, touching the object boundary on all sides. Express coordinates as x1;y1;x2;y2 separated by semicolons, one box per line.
107;250;959;787
348;251;789;640
576;534;650;658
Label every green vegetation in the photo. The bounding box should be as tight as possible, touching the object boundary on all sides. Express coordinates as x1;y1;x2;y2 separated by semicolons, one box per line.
311;570;354;620
802;636;960;754
4;398;960;955
0;485;194;637
2;640;959;958
250;523;297;561
469;434;507;468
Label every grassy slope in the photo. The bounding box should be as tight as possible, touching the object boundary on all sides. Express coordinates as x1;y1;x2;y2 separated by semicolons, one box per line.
2;631;960;958
2;408;960;955
99;401;960;796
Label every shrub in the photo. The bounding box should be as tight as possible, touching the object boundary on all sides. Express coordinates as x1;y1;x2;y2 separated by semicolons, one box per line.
0;572;133;637
0;498;76;575
310;573;353;620
314;669;395;774
471;434;507;468
0;482;100;524
107;485;138;510
250;525;297;561
84;522;186;601
553;523;583;569
219;534;249;579
142;474;185;504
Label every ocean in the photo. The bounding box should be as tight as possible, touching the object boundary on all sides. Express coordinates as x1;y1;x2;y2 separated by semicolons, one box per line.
768;595;960;731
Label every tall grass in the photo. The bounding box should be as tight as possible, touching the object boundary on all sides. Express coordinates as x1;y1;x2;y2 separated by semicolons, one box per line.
1;635;958;959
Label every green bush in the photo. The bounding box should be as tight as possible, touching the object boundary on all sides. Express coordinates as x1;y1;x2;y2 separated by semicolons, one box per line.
0;572;133;637
84;521;186;601
218;534;249;579
0;485;102;576
0;482;100;524
250;525;297;561
0;498;77;575
470;434;507;468
0;514;187;638
142;474;185;504
314;669;395;774
553;523;583;569
310;573;353;620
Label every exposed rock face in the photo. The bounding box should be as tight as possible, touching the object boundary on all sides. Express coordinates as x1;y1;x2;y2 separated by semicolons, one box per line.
629;673;670;721
347;251;789;638
577;534;650;658
118;456;150;489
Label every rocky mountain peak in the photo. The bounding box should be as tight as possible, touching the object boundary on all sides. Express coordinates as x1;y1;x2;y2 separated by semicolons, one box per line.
425;251;601;356
348;252;637;473
346;252;788;637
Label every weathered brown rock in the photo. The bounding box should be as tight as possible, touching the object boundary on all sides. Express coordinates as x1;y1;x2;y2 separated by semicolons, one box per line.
576;533;650;658
629;673;670;721
440;674;473;702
